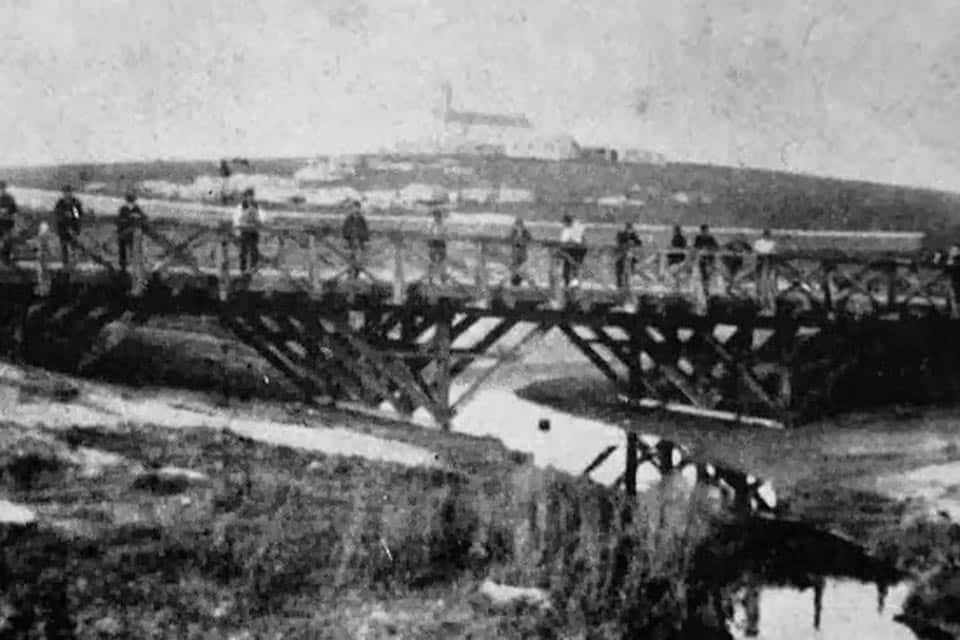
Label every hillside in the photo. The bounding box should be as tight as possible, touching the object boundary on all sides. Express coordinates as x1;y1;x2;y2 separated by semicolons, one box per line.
4;154;960;247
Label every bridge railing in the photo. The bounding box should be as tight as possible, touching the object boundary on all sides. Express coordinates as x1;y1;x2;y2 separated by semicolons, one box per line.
2;214;957;317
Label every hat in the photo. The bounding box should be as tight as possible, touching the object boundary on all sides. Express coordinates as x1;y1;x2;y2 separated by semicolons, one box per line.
243;187;255;197
62;184;73;192
125;190;137;202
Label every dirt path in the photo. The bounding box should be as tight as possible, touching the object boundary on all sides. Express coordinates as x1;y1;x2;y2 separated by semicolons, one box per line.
0;362;440;470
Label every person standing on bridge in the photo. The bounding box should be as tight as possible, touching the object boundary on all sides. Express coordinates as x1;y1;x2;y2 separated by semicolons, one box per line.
427;207;448;284
615;222;642;290
668;225;687;266
693;223;719;295
753;229;777;303
52;185;84;268
233;187;265;273
0;181;18;266
509;216;532;286
560;214;586;287
341;199;369;279
116;191;146;273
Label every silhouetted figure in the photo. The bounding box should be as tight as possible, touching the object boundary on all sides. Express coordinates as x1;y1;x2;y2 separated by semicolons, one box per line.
615;222;642;289
509;216;532;286
560;214;586;287
753;229;778;302
668;224;687;266
0;180;18;265
694;223;719;291
52;185;84;268
341;199;369;278
427;208;448;283
233;188;264;273
116;190;146;272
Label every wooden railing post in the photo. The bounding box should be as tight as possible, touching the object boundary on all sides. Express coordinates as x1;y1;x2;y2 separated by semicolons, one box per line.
761;255;777;313
475;240;489;303
130;225;146;296
392;234;405;305
217;234;230;302
307;233;319;294
551;249;565;308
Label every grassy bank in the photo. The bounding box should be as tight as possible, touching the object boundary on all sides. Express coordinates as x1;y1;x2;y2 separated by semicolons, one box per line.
0;390;728;639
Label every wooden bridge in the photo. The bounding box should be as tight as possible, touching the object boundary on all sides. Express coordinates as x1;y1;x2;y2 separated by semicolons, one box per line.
1;197;958;430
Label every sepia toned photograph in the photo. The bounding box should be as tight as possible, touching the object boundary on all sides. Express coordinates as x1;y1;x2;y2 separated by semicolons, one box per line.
2;1;960;638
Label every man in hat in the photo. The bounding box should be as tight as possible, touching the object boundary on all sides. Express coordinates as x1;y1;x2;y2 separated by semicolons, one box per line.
341;199;369;279
116;190;146;272
668;224;687;266
693;223;719;295
615;221;642;290
232;187;264;273
0;181;18;265
52;185;84;267
559;214;586;287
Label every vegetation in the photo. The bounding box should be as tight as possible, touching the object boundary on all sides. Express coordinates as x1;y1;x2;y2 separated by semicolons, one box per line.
0;415;728;639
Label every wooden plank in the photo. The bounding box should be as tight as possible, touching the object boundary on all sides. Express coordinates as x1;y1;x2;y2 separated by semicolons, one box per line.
392;235;405;304
616;394;785;429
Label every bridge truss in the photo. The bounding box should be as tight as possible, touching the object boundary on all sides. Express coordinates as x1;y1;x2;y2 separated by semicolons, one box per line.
1;210;958;430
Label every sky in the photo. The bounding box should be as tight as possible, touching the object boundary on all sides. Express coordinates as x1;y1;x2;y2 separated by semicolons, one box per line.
3;0;960;191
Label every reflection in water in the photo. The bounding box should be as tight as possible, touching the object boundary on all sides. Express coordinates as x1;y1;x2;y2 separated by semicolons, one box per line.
451;381;919;639
731;580;915;640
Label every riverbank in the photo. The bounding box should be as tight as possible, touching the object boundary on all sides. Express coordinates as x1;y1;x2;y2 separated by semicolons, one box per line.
4;319;957;637
0;360;733;638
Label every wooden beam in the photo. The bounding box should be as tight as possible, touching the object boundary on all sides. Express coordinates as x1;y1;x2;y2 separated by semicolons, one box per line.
558;324;625;388
704;334;783;412
624;432;638;497
433;310;453;428
582;445;618;477
220;314;321;398
448;318;516;378
450;322;550;413
335;327;439;417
